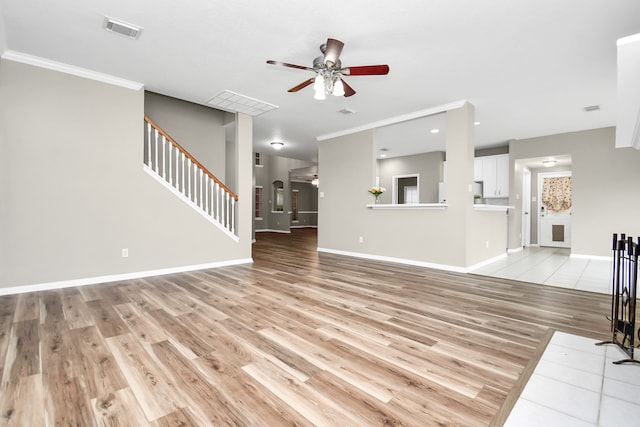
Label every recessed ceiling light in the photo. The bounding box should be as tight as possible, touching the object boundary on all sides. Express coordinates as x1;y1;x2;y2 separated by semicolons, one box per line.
270;142;284;150
338;108;357;115
380;154;387;158
474;121;481;126
430;129;439;134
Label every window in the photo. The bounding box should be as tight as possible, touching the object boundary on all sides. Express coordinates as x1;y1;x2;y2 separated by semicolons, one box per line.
254;152;263;166
255;186;263;218
273;180;284;212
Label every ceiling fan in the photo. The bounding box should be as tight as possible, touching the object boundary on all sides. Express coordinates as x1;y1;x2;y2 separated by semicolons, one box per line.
266;38;390;99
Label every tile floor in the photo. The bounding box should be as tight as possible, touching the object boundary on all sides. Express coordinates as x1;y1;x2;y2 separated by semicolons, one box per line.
504;331;640;427
472;247;640;426
472;246;612;294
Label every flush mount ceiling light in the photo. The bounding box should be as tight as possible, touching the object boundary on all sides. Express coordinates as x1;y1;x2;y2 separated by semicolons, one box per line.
311;175;319;187
270;141;284;150
542;160;556;167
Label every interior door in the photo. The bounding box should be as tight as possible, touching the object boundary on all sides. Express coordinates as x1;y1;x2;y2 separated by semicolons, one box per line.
538;172;571;248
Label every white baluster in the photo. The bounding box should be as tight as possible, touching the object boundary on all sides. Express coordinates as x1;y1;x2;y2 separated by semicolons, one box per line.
210;181;215;219
168;144;173;186
154;129;159;174
231;197;235;234
187;161;191;199
181;152;186;193
146;121;151;167
216;184;220;222
161;136;166;180
199;169;204;208
204;176;209;215
225;192;230;229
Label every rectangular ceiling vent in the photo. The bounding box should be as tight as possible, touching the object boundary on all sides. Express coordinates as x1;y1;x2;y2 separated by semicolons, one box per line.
338;108;357;115
104;17;142;39
583;105;600;112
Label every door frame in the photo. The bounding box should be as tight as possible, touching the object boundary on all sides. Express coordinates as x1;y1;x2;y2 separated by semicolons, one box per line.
522;167;531;247
392;174;419;204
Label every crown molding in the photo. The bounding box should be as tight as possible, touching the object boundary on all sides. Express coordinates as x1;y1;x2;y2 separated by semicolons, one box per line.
316;99;469;141
1;50;144;91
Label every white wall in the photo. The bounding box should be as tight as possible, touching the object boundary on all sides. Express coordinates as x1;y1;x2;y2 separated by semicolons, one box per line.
0;59;252;290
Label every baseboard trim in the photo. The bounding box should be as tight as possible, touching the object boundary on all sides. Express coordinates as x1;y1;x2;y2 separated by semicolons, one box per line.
507;246;524;254
289;225;318;229
570;253;611;261
255;229;291;234
317;247;491;273
0;258;253;297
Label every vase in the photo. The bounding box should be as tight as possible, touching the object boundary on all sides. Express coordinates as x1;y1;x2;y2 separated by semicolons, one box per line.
375;196;380;204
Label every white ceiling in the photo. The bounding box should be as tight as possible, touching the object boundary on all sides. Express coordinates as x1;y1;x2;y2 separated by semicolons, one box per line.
1;0;639;163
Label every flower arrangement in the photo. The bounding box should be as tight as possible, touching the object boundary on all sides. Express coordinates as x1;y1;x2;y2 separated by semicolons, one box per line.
368;186;386;197
368;186;386;203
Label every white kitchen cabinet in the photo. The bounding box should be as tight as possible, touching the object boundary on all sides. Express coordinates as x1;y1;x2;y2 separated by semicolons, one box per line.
476;154;509;198
473;158;483;182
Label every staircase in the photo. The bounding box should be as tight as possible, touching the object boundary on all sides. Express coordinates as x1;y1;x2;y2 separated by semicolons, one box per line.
143;115;238;240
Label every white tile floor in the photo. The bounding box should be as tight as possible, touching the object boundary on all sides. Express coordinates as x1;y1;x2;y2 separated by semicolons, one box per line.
504;331;640;427
472;247;640;426
472;246;612;294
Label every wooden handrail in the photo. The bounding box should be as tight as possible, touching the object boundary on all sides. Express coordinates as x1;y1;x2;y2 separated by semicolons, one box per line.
144;115;238;201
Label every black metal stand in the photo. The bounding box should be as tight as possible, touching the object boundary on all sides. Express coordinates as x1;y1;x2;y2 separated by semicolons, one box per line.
596;233;640;364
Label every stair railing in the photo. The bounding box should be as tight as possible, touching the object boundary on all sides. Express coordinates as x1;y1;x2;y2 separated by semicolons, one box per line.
144;115;237;238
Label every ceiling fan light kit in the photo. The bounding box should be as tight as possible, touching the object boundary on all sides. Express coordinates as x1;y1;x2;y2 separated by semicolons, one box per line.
267;38;389;100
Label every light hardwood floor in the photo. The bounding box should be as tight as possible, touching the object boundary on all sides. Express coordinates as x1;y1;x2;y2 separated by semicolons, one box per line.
0;229;611;426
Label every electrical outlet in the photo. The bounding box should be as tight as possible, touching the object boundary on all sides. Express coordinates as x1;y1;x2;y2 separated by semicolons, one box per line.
359;236;364;243
122;248;129;258
486;240;490;249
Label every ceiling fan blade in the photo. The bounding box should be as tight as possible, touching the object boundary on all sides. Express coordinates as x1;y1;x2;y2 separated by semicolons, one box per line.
323;38;344;66
288;78;314;92
266;60;314;72
341;64;390;76
341;79;356;97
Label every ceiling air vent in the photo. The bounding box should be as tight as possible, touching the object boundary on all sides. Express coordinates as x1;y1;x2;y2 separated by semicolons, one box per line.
104;17;142;39
338;108;357;115
583;105;600;112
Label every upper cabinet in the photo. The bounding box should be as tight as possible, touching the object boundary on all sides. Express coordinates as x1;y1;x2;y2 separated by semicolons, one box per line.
476;154;509;198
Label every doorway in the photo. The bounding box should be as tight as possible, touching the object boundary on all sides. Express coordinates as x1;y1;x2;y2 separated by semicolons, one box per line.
393;174;419;204
538;171;572;248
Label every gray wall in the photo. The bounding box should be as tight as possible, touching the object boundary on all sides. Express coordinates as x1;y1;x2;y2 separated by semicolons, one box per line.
377;151;444;204
509;127;640;256
0;59;251;289
144;91;226;180
318;103;508;269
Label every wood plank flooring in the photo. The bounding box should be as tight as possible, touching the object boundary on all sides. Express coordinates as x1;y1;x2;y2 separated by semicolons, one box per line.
0;229;611;426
